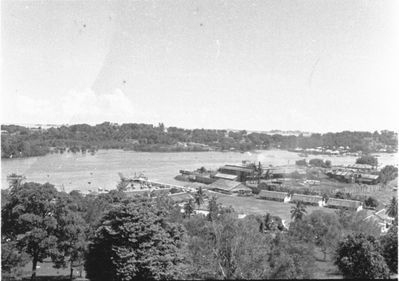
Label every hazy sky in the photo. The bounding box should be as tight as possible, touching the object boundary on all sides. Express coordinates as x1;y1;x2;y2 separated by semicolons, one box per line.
1;0;398;133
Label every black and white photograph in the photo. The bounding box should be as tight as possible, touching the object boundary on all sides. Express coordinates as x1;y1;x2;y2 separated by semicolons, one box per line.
1;0;398;280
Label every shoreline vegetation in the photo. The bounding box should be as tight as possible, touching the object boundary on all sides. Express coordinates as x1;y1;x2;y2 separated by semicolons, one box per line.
1;122;397;159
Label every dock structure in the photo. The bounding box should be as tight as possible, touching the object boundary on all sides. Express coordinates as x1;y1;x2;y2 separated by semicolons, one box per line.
140;179;197;193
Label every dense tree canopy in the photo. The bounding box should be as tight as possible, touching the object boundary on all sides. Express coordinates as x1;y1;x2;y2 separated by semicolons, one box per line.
2;123;397;158
380;225;398;274
1;182;60;279
290;211;342;261
335;233;390;279
85;197;187;281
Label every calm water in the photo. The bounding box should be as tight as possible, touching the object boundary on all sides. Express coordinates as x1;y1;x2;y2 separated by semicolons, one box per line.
1;149;397;192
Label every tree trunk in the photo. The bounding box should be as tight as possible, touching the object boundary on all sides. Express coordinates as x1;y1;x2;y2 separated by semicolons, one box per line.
70;260;74;281
31;257;38;281
323;249;327;261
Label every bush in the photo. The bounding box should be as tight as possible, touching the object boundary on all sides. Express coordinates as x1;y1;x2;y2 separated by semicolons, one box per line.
356;155;378;167
379;165;398;184
364;196;379;209
309;158;325;167
295;159;307;166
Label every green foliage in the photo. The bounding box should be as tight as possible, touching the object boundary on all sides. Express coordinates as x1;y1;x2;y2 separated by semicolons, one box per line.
386;197;398;218
1;239;30;278
268;234;315;279
364;196;379;209
52;193;89;279
2;124;397;158
1;182;60;279
336;209;382;237
194;187;205;209
85;198;186;281
309;158;324;167
1;189;10;208
290;201;307;221
183;213;315;279
295;159;307;166
356;155;378;167
379;165;398;184
183;199;195;218
380;225;398;273
335;233;390;279
207;196;220;222
292;211;341;260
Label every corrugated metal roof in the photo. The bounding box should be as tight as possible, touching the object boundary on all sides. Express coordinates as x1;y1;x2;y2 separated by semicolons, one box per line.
292;194;323;203
327;198;362;208
214;173;238;180
259;190;288;199
208;179;244;191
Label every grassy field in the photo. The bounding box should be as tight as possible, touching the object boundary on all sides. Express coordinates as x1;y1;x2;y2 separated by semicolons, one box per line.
17;260;86;280
207;191;337;223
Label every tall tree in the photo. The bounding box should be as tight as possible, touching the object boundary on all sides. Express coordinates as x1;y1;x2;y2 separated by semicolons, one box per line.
290;201;307;221
1;182;60;280
207;196;220;222
335;233;390;279
53;193;88;280
85;198;186;281
194;187;205;210
380;225;398;274
386;197;398;219
304;211;341;260
184;199;195;218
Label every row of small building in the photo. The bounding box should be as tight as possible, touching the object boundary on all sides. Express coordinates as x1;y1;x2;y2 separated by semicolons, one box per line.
258;190;363;211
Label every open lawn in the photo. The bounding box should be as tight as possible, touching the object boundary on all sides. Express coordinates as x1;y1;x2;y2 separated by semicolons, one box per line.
207;191;337;223
16;260;86;280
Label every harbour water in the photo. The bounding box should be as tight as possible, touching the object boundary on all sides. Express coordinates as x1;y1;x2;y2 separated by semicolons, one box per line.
1;149;397;192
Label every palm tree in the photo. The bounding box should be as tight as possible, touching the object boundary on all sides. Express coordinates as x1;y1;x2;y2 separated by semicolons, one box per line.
386;197;398;218
290;201;307;221
194;187;205;210
184;199;195;218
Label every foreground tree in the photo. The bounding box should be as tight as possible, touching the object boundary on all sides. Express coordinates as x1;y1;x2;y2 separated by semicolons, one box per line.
335;233;390;279
207;196;220;222
380;225;398;274
1;239;30;279
85;198;186;281
184;199;195;218
290;211;341;261
386;197;398;219
290;201;307;221
53;193;88;280
194;187;205;210
1;182;60;280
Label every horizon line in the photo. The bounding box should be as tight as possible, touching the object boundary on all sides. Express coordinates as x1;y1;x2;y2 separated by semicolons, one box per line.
1;122;397;135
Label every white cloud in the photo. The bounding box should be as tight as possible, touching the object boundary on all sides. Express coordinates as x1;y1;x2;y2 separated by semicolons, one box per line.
10;89;159;125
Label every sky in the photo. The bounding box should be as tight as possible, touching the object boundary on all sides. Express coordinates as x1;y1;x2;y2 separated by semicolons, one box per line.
1;0;399;133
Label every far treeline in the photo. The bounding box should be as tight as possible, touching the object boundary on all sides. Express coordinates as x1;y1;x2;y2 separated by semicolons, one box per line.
1;123;397;158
